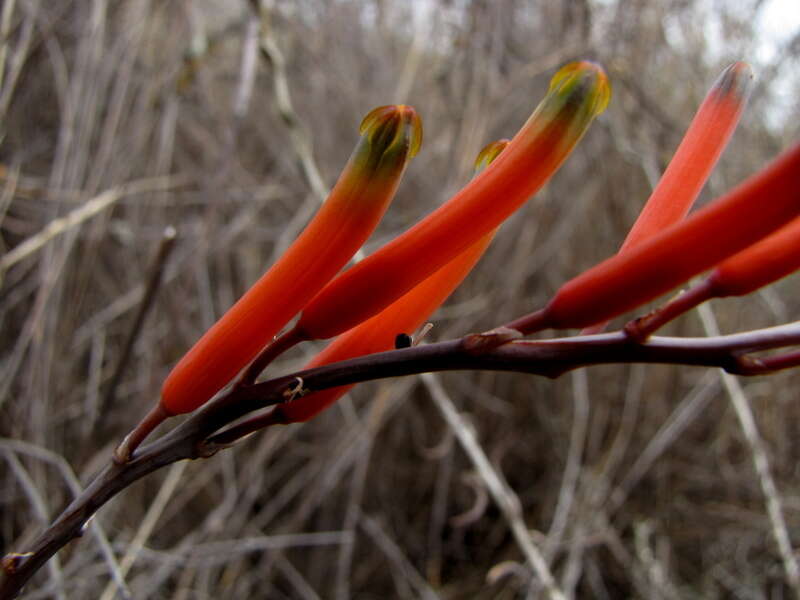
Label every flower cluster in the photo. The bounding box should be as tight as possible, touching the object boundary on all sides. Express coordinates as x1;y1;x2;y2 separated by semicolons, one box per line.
116;60;799;461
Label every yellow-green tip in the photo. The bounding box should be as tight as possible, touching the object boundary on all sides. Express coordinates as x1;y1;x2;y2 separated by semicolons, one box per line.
359;104;423;160
548;61;611;118
473;139;511;174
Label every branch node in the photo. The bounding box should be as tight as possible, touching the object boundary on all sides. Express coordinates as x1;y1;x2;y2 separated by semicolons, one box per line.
113;403;171;464
623;315;652;343
624;281;715;341
731;353;768;376
77;515;95;538
2;553;33;575
462;327;522;355
195;441;227;458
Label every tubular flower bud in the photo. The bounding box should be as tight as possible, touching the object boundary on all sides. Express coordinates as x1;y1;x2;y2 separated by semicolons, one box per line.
581;62;753;334
620;61;754;251
160;105;421;415
625;215;800;340
277;237;493;423
295;62;610;342
275;140;511;424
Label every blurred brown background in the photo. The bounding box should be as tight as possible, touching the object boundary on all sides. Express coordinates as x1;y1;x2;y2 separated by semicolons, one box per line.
1;0;800;598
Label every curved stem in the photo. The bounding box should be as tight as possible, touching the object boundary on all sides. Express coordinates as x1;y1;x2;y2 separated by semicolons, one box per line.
503;307;551;335
113;403;172;464
624;278;716;341
237;325;307;387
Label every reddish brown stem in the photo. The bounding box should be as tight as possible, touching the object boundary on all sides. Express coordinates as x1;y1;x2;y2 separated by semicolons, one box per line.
503;307;552;336
237;325;307;386
624;278;716;341
207;408;286;447
113;403;172;463
115;324;305;464
736;349;800;375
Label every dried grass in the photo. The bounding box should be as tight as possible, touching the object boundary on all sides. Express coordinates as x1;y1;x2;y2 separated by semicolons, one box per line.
2;0;799;597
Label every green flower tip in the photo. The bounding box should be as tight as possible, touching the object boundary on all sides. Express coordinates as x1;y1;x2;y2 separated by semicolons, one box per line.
473;139;511;174
713;61;754;102
359;104;423;161
548;61;611;118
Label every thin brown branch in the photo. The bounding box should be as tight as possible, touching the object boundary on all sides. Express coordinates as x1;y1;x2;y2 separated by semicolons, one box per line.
624;279;716;341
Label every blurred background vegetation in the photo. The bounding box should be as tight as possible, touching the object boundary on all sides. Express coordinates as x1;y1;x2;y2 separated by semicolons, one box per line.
1;0;799;598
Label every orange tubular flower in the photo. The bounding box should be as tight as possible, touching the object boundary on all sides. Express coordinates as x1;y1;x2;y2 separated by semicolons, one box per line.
291;62;610;342
273;140;511;424
710;215;800;297
506;142;800;334
621;62;753;250
581;62;753;334
626;216;800;340
116;105;422;461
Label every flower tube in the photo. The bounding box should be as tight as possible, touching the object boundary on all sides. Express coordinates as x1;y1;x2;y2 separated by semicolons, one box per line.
710;215;800;297
621;61;753;250
278;140;510;423
625;215;800;340
277;234;495;424
581;62;753;333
